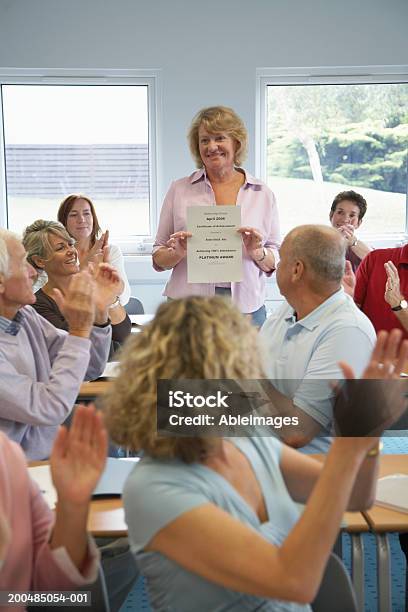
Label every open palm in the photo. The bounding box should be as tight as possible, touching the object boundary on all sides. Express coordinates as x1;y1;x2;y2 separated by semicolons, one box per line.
50;404;108;505
334;330;408;436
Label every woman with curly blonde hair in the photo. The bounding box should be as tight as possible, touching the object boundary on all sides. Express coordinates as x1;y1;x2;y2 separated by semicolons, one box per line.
104;296;404;612
105;296;263;462
152;105;281;327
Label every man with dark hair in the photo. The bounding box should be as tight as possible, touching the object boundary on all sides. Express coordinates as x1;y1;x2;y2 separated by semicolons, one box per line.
260;225;376;452
329;190;371;271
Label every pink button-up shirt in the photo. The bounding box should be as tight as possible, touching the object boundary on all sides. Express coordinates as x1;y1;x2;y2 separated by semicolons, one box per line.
153;168;281;313
0;433;98;612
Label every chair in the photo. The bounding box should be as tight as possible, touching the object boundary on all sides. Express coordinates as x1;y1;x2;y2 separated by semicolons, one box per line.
312;552;358;612
89;564;111;612
125;296;145;315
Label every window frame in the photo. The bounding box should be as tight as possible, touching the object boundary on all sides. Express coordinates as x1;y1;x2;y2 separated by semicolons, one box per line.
256;65;408;243
0;68;161;254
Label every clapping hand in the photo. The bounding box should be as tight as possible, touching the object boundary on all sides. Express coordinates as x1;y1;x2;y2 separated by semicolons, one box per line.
92;263;122;321
53;270;96;338
237;227;263;259
51;404;108;506
384;261;404;308
167;231;192;260
82;231;110;268
338;223;356;247
342;260;356;297
334;329;408;437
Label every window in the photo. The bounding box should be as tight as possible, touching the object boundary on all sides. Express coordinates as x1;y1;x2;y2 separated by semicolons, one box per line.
0;71;159;253
258;68;408;238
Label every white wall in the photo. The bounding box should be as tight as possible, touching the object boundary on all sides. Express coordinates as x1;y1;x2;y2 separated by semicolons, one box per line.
1;0;407;312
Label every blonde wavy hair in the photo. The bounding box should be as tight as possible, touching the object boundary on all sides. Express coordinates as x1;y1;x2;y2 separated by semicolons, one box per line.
22;219;75;270
104;296;263;462
188;106;248;168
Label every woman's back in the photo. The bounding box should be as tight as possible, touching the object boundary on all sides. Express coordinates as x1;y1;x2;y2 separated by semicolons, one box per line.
123;435;309;612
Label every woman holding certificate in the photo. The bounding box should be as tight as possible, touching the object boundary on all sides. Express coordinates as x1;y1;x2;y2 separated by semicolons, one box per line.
153;106;280;327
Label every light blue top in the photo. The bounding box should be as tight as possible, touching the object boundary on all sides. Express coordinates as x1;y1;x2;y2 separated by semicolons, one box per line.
123;435;311;612
259;289;376;453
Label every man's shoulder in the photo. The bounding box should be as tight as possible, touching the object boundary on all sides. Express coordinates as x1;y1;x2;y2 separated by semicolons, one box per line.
364;246;405;266
320;295;376;339
260;302;291;334
20;304;46;324
19;304;64;338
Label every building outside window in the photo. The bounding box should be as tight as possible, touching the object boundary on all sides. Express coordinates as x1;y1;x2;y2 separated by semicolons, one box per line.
0;73;158;253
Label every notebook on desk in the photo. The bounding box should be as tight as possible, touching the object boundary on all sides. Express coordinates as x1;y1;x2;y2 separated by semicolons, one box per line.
98;361;120;379
29;457;139;508
375;473;408;513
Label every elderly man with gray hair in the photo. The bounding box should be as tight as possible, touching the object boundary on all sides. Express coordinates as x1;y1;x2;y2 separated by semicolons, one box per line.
0;228;116;460
259;224;376;452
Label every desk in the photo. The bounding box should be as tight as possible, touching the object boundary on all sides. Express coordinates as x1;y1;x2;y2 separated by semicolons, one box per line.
30;461;128;538
88;498;127;537
363;454;408;612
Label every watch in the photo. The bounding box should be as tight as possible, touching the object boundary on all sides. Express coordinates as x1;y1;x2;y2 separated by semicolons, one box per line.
391;299;408;311
256;247;267;262
109;296;121;310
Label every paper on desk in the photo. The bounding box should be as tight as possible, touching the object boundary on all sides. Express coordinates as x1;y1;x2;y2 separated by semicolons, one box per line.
101;361;120;378
29;457;141;509
376;473;408;513
29;465;57;509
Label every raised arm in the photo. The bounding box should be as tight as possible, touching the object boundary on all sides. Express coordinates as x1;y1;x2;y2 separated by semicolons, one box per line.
146;437;377;604
31;405;106;589
384;260;408;330
279;443;379;511
146;331;407;604
280;328;407;507
0;271;110;429
108;244;131;306
50;404;107;572
338;224;371;261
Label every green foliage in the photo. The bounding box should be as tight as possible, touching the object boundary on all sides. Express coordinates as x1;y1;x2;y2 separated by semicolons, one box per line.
267;83;408;193
268;122;408;193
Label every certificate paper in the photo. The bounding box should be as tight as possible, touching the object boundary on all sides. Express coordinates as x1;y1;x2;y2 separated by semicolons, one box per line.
187;205;242;283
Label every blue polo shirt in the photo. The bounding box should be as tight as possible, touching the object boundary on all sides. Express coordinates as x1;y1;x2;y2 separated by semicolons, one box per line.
260;289;376;452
